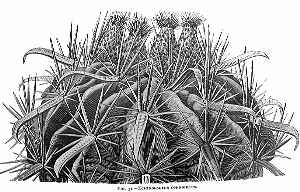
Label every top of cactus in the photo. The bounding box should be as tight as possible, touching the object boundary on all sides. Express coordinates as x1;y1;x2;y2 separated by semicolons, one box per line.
181;12;205;28
128;13;153;38
108;11;129;28
154;12;180;29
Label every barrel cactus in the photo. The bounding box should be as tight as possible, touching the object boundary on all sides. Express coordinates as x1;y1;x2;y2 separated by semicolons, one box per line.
1;11;298;183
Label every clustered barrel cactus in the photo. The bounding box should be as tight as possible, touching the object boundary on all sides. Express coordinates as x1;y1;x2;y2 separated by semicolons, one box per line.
1;11;299;183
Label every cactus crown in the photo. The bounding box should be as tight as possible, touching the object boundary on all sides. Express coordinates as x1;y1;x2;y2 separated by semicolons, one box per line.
108;11;129;28
155;11;180;29
181;12;205;28
128;13;152;38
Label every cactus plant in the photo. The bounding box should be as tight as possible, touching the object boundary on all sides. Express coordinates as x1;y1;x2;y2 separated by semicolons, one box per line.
1;11;298;183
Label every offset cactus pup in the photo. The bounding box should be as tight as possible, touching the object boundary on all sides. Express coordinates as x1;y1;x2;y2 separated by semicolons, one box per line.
1;11;298;183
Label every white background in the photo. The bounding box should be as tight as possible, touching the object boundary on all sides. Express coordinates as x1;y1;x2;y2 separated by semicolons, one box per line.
0;0;299;191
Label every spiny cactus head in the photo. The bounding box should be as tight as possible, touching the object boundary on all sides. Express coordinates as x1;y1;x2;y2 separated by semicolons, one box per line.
108;11;129;28
181;12;205;28
2;10;298;183
128;13;153;38
154;11;180;29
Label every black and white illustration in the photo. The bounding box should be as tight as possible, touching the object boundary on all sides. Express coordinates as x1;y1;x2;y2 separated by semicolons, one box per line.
0;1;299;187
